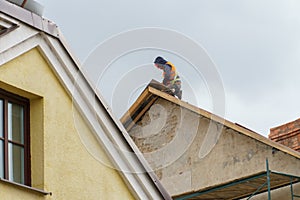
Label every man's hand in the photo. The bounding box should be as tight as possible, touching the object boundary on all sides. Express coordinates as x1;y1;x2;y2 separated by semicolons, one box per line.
166;84;175;93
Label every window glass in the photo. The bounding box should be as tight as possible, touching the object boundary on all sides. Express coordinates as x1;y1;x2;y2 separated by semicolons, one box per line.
8;103;24;144
0;89;29;185
8;143;24;184
0;141;3;178
0;100;3;138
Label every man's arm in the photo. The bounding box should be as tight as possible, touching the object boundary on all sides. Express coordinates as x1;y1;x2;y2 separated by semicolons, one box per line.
162;64;171;85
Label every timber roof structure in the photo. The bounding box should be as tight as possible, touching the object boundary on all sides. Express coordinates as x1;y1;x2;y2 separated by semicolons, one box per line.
121;80;300;160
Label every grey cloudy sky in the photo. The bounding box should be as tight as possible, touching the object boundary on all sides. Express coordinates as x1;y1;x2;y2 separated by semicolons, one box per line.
38;0;300;137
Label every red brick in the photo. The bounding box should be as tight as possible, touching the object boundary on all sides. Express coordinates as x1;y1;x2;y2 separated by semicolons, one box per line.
269;118;300;152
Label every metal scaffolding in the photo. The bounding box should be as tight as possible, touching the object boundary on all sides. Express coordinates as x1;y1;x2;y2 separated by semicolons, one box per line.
175;159;300;200
248;159;300;200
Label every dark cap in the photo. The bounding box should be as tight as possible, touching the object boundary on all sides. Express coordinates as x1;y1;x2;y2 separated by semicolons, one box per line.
154;56;167;65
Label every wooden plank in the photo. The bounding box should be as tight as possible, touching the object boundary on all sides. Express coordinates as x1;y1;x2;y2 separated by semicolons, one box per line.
148;79;175;96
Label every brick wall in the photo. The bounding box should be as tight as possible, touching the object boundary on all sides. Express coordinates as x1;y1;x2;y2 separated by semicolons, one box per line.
269;118;300;152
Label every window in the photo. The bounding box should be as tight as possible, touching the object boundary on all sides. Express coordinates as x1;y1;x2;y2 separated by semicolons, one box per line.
0;89;30;186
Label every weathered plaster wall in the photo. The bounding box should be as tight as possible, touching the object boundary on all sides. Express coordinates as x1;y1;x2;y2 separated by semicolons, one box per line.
0;48;134;200
129;97;300;199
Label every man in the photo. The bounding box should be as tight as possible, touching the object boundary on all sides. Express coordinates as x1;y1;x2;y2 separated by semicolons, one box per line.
154;56;182;99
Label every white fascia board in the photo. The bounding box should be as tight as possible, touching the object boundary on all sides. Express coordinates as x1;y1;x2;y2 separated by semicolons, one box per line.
0;31;170;199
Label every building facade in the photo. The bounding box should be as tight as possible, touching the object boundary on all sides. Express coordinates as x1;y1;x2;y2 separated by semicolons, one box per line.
0;1;170;199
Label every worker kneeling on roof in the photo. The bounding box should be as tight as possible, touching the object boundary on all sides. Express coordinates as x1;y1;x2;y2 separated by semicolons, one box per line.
154;56;182;100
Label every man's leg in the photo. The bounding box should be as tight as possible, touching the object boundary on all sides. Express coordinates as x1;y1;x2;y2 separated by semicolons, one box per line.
174;82;182;100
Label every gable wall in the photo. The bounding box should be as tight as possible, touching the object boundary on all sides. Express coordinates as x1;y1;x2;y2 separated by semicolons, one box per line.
128;97;300;199
0;47;134;199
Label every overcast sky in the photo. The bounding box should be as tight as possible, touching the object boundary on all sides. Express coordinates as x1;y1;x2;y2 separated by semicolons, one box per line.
38;0;300;137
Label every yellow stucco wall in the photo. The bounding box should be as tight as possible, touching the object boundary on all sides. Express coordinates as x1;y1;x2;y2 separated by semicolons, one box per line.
0;48;134;199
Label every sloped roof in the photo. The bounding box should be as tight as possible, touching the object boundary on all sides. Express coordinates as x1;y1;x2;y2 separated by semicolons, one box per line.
121;80;300;160
0;1;171;199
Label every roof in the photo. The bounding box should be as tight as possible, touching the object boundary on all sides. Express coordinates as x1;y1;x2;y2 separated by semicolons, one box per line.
121;80;300;160
0;1;171;199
